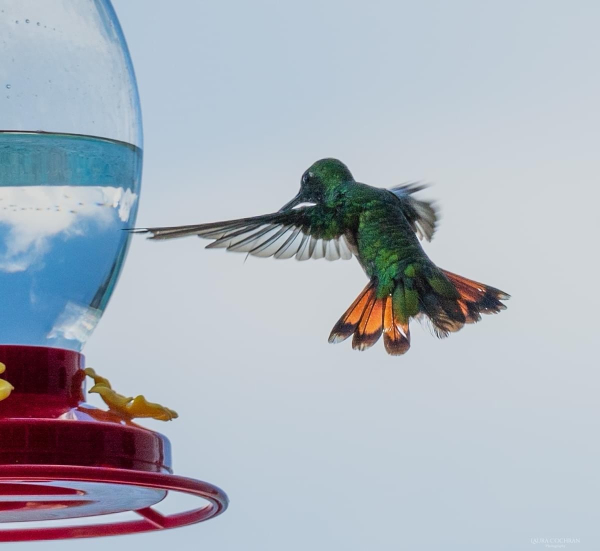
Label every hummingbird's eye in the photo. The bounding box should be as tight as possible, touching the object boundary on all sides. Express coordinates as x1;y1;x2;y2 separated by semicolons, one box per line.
302;171;314;185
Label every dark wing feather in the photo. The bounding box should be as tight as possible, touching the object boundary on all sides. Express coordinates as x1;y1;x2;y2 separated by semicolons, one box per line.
387;183;438;241
133;207;355;261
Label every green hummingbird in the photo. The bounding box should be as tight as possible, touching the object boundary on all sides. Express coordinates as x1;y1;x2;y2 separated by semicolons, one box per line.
135;158;509;355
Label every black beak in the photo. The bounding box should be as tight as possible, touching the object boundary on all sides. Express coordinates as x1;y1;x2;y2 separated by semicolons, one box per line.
279;191;305;211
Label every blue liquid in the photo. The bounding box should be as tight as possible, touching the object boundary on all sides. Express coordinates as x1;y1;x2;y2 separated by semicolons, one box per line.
0;132;142;350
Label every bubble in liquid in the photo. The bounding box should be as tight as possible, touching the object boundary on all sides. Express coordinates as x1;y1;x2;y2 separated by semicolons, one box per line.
25;19;30;24
5;84;11;90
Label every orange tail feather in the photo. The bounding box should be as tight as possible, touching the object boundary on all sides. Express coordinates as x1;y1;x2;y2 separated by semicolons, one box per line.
383;295;411;355
328;282;375;344
352;295;384;351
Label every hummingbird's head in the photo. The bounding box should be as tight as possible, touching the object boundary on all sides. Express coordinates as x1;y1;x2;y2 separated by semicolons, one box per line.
281;158;354;210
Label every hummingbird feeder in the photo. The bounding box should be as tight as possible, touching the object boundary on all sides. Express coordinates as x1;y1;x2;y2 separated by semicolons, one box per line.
0;0;227;541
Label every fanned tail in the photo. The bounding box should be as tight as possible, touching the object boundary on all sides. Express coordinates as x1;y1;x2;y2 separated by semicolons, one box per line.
328;267;509;356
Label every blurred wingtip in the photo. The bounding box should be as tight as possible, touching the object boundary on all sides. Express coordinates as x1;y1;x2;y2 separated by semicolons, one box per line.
125;227;162;239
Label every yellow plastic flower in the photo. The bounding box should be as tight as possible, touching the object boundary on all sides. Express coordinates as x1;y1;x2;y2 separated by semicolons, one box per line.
84;367;178;421
0;362;14;402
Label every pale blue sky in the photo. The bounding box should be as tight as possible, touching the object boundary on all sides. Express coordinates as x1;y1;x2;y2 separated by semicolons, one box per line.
11;0;600;549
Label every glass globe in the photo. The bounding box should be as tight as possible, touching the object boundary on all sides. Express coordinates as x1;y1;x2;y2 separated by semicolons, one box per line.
0;0;142;350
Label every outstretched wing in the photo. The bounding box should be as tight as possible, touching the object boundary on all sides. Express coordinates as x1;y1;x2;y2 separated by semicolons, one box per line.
133;207;355;261
387;183;438;241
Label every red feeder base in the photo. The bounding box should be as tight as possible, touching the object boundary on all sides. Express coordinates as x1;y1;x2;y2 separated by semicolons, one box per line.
0;345;228;541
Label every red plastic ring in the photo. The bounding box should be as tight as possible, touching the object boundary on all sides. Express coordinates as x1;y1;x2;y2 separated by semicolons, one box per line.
0;465;229;542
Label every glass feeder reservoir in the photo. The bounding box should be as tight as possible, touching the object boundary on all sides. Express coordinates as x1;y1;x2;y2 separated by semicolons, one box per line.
0;0;227;540
0;0;142;350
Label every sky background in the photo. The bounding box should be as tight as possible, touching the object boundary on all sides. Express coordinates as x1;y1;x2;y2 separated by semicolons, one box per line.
8;0;600;549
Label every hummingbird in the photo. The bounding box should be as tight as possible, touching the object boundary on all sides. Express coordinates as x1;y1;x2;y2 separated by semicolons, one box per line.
134;158;509;355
